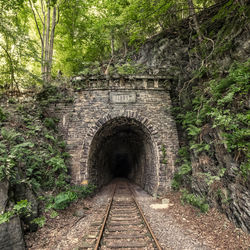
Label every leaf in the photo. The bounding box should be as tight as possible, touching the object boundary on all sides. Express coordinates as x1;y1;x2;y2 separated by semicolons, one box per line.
31;216;46;227
50;210;58;218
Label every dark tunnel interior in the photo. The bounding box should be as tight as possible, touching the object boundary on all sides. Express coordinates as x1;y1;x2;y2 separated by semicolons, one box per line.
113;153;131;178
87;117;158;193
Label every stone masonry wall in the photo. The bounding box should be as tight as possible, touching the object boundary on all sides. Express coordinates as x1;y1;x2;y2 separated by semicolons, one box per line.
52;75;179;195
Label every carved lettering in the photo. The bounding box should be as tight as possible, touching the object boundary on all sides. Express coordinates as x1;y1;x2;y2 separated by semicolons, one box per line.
110;92;136;103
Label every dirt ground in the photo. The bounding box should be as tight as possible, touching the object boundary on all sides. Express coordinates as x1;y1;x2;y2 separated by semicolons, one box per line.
25;181;250;250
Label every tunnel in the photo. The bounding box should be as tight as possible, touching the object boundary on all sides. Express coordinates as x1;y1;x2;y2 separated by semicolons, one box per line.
87;117;158;194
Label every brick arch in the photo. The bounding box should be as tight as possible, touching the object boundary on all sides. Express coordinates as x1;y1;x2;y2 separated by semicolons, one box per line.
87;111;159;139
80;111;161;194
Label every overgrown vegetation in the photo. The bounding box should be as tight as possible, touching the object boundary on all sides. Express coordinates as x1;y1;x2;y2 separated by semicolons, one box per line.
0;0;228;94
175;61;250;178
0;200;31;224
0;0;249;233
172;147;192;190
0;92;95;227
181;189;209;213
172;60;249;211
46;184;96;211
169;1;249;216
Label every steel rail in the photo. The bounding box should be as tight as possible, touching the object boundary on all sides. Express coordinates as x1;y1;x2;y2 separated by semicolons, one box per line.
94;182;162;250
94;183;116;250
129;184;162;250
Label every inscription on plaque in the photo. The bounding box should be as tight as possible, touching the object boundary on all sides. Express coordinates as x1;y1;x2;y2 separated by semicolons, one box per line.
110;92;136;103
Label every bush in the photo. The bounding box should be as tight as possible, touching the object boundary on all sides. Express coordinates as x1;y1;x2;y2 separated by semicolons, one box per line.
43;117;58;130
171;147;192;190
0;107;8;122
181;189;209;213
0;200;31;225
52;191;78;210
47;184;96;210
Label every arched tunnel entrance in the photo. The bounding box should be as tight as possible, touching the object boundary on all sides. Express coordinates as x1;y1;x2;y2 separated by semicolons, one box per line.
87;117;158;194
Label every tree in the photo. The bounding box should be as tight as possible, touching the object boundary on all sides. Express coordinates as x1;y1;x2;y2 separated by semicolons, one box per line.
53;0;90;75
28;0;59;84
0;0;38;94
187;0;203;43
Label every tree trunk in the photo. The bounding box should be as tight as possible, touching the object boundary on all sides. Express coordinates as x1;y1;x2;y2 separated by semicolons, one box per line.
44;1;51;84
123;41;127;58
48;6;57;82
41;0;46;81
29;0;58;85
111;34;115;57
187;0;202;44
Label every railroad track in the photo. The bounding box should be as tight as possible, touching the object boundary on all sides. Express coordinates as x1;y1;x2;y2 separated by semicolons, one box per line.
80;179;162;249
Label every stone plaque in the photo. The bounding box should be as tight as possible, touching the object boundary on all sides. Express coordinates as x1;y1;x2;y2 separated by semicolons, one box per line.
110;92;136;103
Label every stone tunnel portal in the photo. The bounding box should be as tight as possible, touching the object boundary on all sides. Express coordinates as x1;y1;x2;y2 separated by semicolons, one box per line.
87;117;158;194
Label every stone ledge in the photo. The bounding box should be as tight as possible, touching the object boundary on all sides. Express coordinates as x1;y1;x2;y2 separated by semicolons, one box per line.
71;74;170;91
72;74;169;81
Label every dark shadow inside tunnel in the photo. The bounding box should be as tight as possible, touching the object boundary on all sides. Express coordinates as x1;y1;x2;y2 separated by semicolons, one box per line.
112;153;131;178
87;117;158;194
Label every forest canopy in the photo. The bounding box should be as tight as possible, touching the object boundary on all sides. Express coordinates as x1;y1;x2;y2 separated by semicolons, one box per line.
0;0;245;92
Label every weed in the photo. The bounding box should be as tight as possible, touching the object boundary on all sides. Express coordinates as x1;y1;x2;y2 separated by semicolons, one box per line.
46;184;96;211
0;107;8;122
171;147;192;190
44;117;58;130
181;189;209;213
31;216;46;227
0;200;31;224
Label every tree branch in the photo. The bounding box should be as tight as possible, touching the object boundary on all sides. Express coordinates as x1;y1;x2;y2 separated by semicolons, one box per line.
0;44;19;92
34;4;44;25
28;0;43;45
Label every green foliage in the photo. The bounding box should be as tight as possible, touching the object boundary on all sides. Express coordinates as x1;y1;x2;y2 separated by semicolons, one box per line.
0;200;31;225
190;142;210;154
240;160;250;179
0;0;248;85
177;60;250;178
37;85;70;105
49;210;58;218
0;100;77;228
187;125;201;137
216;189;232;204
0;107;69;189
51;191;78;210
1;127;22;144
46;184;96;210
172;147;192;190
31;216;46;227
0;107;8;122
181;189;209;213
116;63;144;75
161;145;167;164
208;61;250;162
205;168;226;185
70;184;96;199
0;1;40;93
43;118;58;130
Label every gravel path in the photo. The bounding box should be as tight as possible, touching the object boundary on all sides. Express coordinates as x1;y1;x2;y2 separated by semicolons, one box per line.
25;180;250;250
132;184;211;249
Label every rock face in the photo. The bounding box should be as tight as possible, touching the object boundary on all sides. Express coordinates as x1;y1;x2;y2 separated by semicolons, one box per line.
134;10;250;233
0;181;9;212
14;183;39;232
0;181;25;250
0;217;25;250
228;181;250;232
